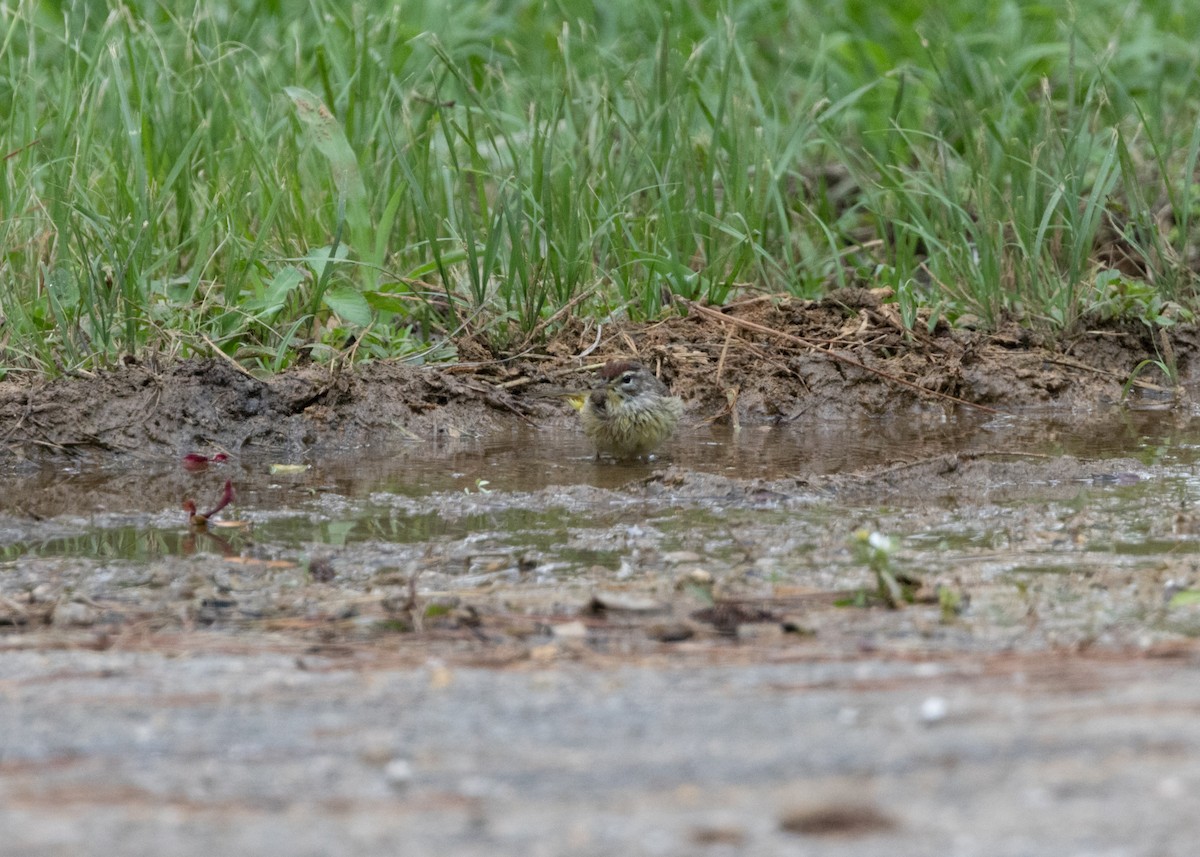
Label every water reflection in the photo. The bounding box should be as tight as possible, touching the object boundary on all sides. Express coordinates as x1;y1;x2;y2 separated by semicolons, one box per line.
1;408;1200;565
300;407;1200;497
0;525;249;563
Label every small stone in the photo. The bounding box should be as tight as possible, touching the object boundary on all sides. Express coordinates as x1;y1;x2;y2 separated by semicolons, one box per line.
384;758;414;790
675;568;713;590
661;551;703;564
692;602;777;636
51;599;99;627
736;622;783;641
587;591;665;613
689;826;746;846
646;622;695;643
1157;776;1185;799
552;620;589;638
308;555;336;582
781;617;816;636
30;584;57;604
0;598;30;626
920;696;948;723
428;663;454;689
780;803;898;837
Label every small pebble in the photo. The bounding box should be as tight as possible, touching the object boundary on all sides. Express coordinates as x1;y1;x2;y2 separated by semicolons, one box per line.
645;622;695;643
675;567;713;589
384;758;414;790
552;620;588;638
661;551;703;564
588;591;664;613
920;696;948;723
51;600;99;627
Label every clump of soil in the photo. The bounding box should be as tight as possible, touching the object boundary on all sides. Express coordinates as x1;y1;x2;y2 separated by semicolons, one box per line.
0;294;1191;462
0;359;520;462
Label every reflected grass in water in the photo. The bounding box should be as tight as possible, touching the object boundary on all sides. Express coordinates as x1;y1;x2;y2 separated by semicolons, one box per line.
0;526;249;563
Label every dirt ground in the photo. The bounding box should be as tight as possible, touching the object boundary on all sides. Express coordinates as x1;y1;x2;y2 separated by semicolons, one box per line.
3;296;1200;856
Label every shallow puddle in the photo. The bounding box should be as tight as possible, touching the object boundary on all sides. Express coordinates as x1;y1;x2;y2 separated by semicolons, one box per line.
241;407;1200;492
2;410;1199;559
4;409;1200;653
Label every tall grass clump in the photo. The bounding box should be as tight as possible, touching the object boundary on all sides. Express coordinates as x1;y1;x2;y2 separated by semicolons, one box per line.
3;0;1200;376
824;4;1200;330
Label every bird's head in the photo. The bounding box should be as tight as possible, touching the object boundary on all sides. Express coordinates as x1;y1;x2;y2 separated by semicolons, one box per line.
599;360;657;402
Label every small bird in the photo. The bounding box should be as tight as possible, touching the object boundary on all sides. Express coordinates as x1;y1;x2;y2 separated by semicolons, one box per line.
579;360;683;459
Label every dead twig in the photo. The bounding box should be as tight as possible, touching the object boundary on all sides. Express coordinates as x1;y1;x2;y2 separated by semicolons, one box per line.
495;361;607;391
3;139;40;161
1039;356;1167;392
200;334;260;380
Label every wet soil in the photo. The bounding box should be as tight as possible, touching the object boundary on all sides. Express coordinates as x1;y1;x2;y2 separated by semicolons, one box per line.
0;293;1192;462
4;300;1200;855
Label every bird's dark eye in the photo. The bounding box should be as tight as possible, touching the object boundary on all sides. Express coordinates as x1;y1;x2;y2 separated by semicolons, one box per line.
621;373;636;385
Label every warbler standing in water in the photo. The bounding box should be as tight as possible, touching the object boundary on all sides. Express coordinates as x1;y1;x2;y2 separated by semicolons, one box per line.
578;359;683;459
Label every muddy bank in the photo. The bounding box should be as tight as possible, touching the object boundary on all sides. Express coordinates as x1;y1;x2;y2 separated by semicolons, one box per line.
1;295;1193;462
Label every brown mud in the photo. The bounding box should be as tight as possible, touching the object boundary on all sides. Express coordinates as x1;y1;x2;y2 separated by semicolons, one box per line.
0;293;1192;463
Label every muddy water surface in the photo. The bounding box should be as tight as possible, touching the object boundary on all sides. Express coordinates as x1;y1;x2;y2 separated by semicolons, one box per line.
3;408;1200;653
